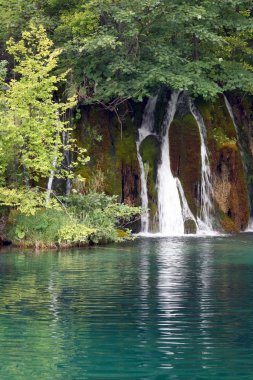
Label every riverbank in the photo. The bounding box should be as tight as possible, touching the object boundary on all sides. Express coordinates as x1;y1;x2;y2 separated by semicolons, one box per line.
0;193;141;250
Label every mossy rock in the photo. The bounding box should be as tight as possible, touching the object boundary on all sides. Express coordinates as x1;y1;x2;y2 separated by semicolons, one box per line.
153;87;171;135
225;93;253;213
196;96;249;231
213;145;249;231
220;214;239;234
140;135;161;228
196;96;237;162
74;104;141;206
140;135;161;167
112;112;140;205
184;219;197;234
169;114;201;217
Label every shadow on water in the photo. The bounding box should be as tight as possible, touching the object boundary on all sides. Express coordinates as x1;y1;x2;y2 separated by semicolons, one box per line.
0;235;253;379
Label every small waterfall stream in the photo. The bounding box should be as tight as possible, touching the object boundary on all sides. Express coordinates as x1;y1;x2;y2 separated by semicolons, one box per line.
224;95;246;167
136;96;158;233
137;92;216;236
157;92;188;235
224;96;251;230
189;98;214;232
176;179;197;225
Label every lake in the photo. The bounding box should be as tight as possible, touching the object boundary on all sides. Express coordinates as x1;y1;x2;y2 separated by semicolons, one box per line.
1;235;253;379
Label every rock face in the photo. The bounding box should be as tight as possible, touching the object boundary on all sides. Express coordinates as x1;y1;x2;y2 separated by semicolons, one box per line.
213;146;248;232
75;103;142;207
224;93;253;214
139;135;161;230
169;114;201;218
74;91;251;233
198;96;249;231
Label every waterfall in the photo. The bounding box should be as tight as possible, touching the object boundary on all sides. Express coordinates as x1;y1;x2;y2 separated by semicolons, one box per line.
224;95;245;167
176;178;196;224
157;92;186;235
224;95;251;230
138;91;215;236
189;98;214;232
246;219;253;232
224;95;239;137
136;96;158;233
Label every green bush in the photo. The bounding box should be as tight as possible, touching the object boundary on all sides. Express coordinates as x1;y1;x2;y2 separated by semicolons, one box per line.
60;192;141;244
8;209;75;247
7;193;141;248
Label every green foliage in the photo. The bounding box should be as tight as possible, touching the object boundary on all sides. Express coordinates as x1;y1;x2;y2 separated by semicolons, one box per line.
1;0;253;102
0;24;89;217
213;128;237;149
0;187;60;215
8;208;96;247
0;61;6;83
7;193;141;247
8;209;72;246
0;24;84;185
60;193;141;243
51;0;253;101
58;223;95;245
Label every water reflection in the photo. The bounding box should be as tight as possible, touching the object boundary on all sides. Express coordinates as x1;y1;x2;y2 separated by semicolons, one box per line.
0;236;253;379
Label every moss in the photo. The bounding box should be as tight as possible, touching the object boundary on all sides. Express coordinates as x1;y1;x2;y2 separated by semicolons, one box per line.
217;141;237;151
196;96;249;231
197;96;237;159
225;93;253;213
112;113;141;205
140;135;160;163
74;104;141;206
153;87;171;134
140;135;161;225
169;114;201;217
220;213;239;234
184;219;197;234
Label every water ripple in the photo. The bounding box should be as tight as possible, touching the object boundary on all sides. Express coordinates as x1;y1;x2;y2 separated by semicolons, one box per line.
0;235;253;379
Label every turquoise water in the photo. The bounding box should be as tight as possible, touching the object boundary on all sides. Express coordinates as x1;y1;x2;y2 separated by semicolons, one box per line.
1;235;253;379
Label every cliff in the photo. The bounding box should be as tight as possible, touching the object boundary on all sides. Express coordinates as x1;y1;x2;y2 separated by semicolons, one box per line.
73;91;252;233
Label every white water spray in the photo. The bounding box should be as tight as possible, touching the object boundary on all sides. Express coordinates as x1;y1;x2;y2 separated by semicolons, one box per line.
176;178;196;225
136;96;158;233
224;95;245;167
157;92;187;235
189;98;214;232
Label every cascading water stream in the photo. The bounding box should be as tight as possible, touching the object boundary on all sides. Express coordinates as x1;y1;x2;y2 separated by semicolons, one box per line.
224;95;246;168
176;179;196;225
136;96;158;233
189;98;214;232
224;96;252;231
157;92;188;235
138;92;215;236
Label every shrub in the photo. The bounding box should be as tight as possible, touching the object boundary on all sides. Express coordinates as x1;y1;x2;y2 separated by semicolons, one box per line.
60;192;141;243
6;193;141;248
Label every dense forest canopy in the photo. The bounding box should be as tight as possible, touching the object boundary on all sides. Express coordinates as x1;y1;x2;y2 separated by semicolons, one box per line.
1;0;253;103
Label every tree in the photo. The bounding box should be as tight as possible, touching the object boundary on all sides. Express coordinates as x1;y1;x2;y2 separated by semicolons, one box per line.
49;0;253;102
0;24;87;213
1;0;253;103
